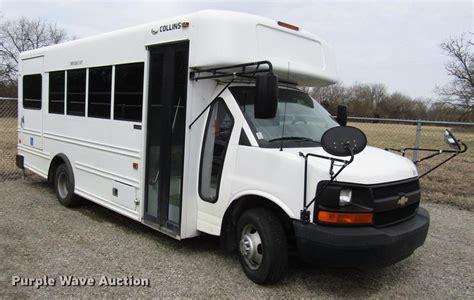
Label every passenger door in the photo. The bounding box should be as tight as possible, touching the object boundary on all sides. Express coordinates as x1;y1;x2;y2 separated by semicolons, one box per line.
144;41;189;235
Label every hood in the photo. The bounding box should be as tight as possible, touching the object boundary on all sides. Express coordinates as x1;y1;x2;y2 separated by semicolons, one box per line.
285;145;418;185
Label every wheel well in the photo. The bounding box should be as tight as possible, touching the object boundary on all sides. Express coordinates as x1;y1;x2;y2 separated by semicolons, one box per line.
47;154;71;184
220;195;294;253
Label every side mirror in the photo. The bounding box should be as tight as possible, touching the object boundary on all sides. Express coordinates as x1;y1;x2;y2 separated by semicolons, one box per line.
321;126;367;156
444;129;461;150
255;73;278;119
336;105;347;126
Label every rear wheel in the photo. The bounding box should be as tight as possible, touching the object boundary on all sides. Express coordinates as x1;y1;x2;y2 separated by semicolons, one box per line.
54;164;80;207
237;208;288;284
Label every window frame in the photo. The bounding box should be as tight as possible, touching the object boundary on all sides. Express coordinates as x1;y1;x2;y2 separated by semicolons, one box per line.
48;71;65;114
22;74;43;110
113;62;145;122
87;65;113;119
66;68;87;116
198;98;235;203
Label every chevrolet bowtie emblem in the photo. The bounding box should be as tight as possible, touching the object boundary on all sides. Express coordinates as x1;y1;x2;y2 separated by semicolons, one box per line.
398;195;409;207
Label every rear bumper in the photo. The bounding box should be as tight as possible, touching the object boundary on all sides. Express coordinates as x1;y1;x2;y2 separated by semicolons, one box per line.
292;207;429;267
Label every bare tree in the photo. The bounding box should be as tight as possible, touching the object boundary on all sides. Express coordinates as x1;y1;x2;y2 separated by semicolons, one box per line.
436;33;474;116
0;17;68;84
309;83;346;113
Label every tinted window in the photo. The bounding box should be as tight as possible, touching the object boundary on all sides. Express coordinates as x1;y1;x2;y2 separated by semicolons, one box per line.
114;63;144;122
67;69;86;116
88;66;112;119
23;74;42;110
199;99;234;202
49;71;65;114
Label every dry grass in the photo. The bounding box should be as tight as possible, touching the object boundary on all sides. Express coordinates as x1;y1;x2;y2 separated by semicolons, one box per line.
351;122;474;210
1;117;472;209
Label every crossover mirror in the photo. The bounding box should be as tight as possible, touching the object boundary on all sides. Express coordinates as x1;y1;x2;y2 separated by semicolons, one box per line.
254;73;279;119
336;105;347;126
444;129;461;150
321;126;367;156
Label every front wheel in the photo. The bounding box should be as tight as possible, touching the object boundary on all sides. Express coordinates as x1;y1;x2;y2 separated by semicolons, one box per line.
237;208;288;284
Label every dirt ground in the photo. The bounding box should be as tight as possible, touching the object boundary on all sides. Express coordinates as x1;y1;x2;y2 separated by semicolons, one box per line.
1;177;472;298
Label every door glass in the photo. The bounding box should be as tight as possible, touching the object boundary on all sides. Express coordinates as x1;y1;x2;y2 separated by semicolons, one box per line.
145;53;164;219
167;49;187;224
199;99;234;203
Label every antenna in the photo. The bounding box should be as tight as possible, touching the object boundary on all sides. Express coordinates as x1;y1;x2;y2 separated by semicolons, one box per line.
279;62;290;151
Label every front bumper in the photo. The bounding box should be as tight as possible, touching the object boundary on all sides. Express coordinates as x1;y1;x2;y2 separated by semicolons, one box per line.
293;207;429;267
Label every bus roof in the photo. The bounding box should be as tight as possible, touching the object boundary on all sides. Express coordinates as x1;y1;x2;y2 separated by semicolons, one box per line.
20;10;337;87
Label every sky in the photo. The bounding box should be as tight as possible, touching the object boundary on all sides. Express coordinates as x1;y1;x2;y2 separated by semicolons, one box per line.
1;0;472;99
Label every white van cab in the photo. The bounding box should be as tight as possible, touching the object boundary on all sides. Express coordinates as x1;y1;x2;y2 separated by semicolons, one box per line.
17;10;432;284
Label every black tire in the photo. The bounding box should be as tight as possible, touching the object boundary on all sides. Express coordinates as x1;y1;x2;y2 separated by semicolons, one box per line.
54;164;80;207
237;208;288;284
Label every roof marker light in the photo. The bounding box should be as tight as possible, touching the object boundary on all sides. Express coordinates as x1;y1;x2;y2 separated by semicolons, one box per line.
277;21;299;31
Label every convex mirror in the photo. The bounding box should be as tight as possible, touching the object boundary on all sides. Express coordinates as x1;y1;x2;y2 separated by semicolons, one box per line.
321;126;367;156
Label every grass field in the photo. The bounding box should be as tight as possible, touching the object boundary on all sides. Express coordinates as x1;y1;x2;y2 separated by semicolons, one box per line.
1;117;472;209
351;122;474;210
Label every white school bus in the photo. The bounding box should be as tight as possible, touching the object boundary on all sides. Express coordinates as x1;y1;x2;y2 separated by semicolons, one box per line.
17;10;430;284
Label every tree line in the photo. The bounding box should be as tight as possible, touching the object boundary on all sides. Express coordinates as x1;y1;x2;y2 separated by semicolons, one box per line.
0;16;472;122
307;81;473;122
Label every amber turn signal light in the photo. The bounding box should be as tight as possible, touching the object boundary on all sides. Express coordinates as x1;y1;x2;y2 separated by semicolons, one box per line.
318;211;373;225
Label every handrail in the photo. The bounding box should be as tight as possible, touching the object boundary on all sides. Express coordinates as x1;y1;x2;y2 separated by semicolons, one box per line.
190;60;273;81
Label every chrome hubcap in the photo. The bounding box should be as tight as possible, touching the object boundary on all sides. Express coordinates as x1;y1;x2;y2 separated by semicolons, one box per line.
57;173;69;199
239;224;263;270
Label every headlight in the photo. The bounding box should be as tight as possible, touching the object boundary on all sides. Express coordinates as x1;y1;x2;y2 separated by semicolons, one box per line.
339;188;352;206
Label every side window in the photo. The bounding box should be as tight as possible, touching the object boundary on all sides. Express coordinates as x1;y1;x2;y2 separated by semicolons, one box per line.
23;74;42;110
67;69;86;116
49;71;65;114
88;66;112;119
114;62;144;122
199;99;234;202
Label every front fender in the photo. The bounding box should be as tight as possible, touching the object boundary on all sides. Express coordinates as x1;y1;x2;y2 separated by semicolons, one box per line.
229;189;296;219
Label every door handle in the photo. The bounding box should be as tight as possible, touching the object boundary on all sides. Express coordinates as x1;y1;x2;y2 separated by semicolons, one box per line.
20;116;25;129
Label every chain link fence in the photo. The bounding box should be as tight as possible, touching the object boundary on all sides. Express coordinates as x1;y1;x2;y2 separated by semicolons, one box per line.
1;98;473;209
0;98;20;181
350;117;474;210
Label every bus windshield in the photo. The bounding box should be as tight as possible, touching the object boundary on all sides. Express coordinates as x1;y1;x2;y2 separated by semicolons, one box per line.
230;86;338;148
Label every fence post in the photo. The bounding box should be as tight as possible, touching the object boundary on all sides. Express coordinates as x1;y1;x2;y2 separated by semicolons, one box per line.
413;121;422;162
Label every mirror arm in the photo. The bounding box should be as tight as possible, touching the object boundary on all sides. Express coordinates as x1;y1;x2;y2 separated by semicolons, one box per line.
299;147;354;223
417;141;467;178
386;140;467;165
415;150;444;165
419;153;458;179
188;78;235;129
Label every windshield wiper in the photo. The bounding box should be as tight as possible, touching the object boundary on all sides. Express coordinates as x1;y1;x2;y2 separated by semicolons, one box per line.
268;137;319;143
